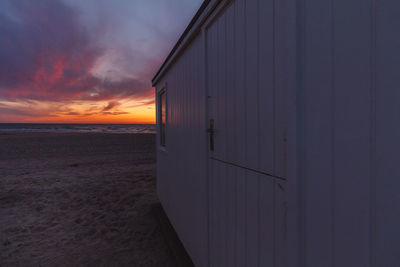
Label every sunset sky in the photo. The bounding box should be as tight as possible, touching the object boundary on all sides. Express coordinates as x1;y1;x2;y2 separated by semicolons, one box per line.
0;0;202;124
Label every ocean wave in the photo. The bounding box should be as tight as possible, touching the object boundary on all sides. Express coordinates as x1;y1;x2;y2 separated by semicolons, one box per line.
0;124;156;134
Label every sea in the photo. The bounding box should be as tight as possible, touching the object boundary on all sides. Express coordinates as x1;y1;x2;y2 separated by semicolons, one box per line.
0;123;156;134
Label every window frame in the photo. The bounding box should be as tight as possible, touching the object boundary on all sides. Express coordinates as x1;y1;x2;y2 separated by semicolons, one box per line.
158;86;167;148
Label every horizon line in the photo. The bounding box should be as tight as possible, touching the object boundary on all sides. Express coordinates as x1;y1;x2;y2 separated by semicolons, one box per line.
0;122;156;125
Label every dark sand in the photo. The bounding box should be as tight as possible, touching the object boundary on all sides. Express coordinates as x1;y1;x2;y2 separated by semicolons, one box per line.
0;133;175;266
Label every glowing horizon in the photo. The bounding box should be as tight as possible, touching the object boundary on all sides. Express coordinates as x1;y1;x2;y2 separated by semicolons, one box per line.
0;99;156;124
0;0;202;123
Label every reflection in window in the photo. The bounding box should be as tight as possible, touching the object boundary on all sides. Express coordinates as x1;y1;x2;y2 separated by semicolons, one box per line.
159;90;166;146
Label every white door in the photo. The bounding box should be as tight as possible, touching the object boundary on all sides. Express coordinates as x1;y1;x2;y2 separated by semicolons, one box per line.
205;1;286;266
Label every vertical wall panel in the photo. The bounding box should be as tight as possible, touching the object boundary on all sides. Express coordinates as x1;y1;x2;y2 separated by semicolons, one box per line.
275;181;287;267
258;0;275;175
226;3;236;164
214;15;222;159
216;163;224;267
216;15;223;160
274;0;290;179
207;23;217;267
225;165;236;267
301;0;380;266
207;16;215;136
218;15;228;161
376;0;400;265
245;0;260;170
245;2;261;264
303;0;334;265
245;171;259;267
212;161;220;267
209;157;216;266
234;0;246;166
259;178;275;267
235;167;247;267
221;162;228;266
333;0;372;265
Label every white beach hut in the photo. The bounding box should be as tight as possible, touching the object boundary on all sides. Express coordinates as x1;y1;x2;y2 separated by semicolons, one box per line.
152;0;400;266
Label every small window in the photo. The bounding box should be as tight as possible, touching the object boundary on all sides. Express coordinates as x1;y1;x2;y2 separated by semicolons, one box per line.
159;90;166;146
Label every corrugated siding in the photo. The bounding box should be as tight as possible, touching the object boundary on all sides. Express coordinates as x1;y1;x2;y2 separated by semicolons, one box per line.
298;0;400;265
156;33;208;267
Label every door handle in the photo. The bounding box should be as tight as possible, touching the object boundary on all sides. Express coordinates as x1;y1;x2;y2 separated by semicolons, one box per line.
207;119;214;151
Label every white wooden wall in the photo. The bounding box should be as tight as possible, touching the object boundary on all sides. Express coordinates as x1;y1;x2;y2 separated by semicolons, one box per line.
296;0;400;265
155;34;208;267
375;1;400;264
154;0;400;266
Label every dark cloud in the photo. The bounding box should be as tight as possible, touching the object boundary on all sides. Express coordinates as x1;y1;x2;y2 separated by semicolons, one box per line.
102;101;120;111
126;98;156;108
102;111;129;116
141;99;156;105
65;112;80;116
0;0;154;102
0;106;59;118
81;78;151;101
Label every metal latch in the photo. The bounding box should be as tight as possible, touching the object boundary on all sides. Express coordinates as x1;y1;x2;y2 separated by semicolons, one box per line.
207;119;214;151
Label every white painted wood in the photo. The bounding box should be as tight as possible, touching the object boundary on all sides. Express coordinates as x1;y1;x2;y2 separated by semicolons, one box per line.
280;0;298;266
297;0;379;266
333;0;372;265
274;0;290;179
205;2;285;266
153;0;221;85
225;165;236;267
207;0;279;176
235;167;247;267
376;0;400;265
258;0;275;175
217;12;227;162
153;0;400;266
302;0;335;265
259;177;275;267
275;181;287;267
245;0;260;171
155;33;209;267
245;171;259;267
225;4;235;164
234;0;246;166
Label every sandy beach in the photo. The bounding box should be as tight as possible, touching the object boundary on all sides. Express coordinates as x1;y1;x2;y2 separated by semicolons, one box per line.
0;133;175;266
